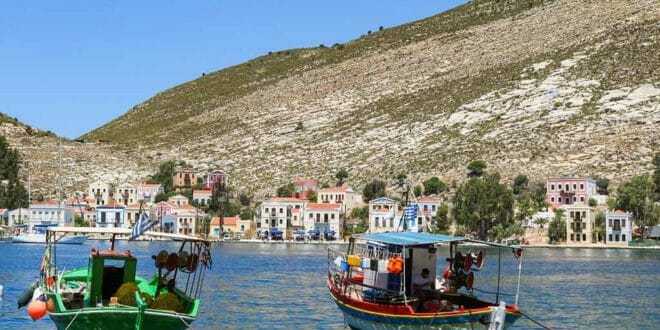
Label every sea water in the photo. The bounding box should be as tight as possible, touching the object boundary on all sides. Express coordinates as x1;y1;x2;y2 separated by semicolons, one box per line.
0;241;658;329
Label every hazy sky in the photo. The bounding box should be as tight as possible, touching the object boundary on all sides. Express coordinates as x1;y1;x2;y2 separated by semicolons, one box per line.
0;1;466;139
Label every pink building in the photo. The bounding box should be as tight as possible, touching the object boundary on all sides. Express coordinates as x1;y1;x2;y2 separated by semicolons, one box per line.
293;177;317;199
203;169;229;191
546;177;597;209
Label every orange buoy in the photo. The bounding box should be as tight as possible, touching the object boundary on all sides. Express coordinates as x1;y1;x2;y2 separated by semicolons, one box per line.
46;298;56;313
27;300;47;320
386;257;403;274
46;277;55;287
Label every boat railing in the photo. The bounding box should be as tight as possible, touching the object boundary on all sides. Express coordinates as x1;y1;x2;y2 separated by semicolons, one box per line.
327;247;407;303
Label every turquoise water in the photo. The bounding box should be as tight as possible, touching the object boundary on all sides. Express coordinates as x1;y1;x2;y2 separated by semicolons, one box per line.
0;241;658;329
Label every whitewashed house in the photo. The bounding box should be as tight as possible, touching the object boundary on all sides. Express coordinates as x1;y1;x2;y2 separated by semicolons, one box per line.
168;194;189;207
95;204;126;228
193;190;212;207
137;183;164;204
304;203;342;238
258;197;306;239
606;210;632;244
88;180;112;206
30;200;71;227
115;182;138;206
7;208;29;227
318;186;364;215
414;197;441;232
368;197;400;233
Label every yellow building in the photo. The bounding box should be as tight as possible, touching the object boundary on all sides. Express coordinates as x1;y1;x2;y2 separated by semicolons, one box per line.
209;216;253;239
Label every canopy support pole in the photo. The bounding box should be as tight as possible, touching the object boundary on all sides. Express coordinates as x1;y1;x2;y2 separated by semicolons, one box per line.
515;252;523;306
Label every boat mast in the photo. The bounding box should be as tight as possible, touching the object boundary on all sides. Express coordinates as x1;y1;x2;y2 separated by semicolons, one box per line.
57;142;62;224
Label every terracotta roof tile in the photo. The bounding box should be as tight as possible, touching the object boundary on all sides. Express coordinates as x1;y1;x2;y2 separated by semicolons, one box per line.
307;203;341;211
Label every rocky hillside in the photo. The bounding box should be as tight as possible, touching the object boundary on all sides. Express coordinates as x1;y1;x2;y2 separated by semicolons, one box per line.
80;0;659;194
0;114;147;199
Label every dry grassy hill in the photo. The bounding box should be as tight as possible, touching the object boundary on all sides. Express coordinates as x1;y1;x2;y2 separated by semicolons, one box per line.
73;0;660;193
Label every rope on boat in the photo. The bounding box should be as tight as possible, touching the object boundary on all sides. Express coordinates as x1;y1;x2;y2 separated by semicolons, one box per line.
64;310;82;330
472;287;516;297
518;309;551;330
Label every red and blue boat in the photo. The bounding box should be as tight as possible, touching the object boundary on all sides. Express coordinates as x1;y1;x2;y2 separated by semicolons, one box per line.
327;232;524;329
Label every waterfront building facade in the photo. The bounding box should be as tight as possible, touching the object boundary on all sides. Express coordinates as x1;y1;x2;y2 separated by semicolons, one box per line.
318;186;363;214
564;205;595;244
7;208;29;227
168;194;189;207
304;203;342;238
258;197;306;239
95;204;126;228
606;210;632;244
546;177;597;209
368;197;400;233
30;201;71;227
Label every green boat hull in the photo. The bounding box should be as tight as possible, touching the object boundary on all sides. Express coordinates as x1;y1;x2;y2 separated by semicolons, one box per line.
49;307;195;330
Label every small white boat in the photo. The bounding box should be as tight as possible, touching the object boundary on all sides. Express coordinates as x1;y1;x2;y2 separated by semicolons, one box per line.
12;233;87;244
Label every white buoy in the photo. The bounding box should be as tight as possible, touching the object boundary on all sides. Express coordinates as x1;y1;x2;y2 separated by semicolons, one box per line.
0;284;3;299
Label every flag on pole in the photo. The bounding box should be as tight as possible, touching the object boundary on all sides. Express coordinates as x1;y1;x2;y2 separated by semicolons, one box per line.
129;211;155;241
403;205;419;232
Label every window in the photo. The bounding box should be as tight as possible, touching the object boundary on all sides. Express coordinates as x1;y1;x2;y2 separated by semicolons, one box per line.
374;218;379;227
570;234;574;241
565;184;569;191
382;219;386;227
279;208;283;214
550;184;555;191
622;219;626;227
389;219;394;227
279;219;283;225
551;197;555;202
582;234;586;241
576;235;580;242
580;183;584;190
324;214;329;223
432;205;436;211
609;234;613;241
573;196;577;202
573;184;577;190
558;197;562;203
331;214;335;219
309;213;313;219
622;234;626;241
608;219;613;226
615;234;619;242
580;197;584;203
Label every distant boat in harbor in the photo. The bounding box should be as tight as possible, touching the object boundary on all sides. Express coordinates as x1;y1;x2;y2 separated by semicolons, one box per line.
12;224;87;244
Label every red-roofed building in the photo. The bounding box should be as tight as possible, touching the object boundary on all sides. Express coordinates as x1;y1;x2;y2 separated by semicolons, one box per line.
304;203;342;238
318;185;363;215
173;169;197;189
293;177;317;199
414;197;441;232
193;189;213;207
137;183;164;204
95;203;126;228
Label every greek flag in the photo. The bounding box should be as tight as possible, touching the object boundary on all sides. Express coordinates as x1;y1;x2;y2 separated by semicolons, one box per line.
129;211;155;241
404;205;418;232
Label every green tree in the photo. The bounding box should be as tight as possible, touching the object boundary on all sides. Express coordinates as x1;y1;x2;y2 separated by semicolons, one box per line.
147;160;177;193
362;180;387;202
616;175;656;239
0;136;29;209
395;173;407;188
588;197;598;208
240;208;255;220
594;211;606;242
452;173;515;240
154;192;168;203
515;196;536;224
413;185;423;197
591;175;610;195
307;190;318;203
276;183;295;197
434;204;450;234
467;160;487;178
422;177;446;195
350;206;368;221
335;168;349;186
512;174;528;196
239;193;250;206
548;208;566;243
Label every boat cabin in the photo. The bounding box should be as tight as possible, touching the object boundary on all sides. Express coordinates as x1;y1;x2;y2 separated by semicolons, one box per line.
87;249;137;306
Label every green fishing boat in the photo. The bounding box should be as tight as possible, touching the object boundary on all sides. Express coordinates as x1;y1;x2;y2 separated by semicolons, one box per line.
28;226;212;330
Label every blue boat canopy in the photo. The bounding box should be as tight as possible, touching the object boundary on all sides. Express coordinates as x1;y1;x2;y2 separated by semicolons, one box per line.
359;232;465;246
293;230;306;235
269;228;283;235
308;229;320;234
324;229;336;235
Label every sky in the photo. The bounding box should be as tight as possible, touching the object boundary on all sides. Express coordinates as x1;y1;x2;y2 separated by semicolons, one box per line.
0;0;467;139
